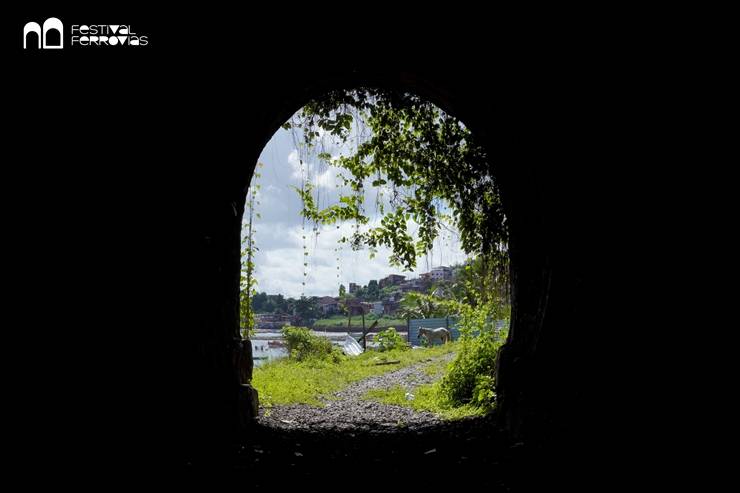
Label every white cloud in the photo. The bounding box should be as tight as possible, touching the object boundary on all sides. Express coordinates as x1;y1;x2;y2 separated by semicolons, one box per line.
252;219;468;298
287;148;339;190
249;127;470;298
287;149;302;179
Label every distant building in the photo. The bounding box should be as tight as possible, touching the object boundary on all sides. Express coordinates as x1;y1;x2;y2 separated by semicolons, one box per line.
254;313;296;330
344;298;370;316
382;299;401;316
317;296;340;315
398;277;430;293
379;274;406;289
349;282;359;294
371;301;384;316
398;281;415;293
429;266;453;281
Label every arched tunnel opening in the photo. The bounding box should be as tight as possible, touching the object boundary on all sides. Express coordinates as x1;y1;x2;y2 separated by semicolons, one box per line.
237;87;513;483
170;71;602;486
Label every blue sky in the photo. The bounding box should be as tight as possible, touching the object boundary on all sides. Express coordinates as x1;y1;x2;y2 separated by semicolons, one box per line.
245;124;469;298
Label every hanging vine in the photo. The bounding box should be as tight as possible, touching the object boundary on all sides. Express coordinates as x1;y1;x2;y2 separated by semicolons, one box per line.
283;88;508;279
240;162;263;338
286;106;368;298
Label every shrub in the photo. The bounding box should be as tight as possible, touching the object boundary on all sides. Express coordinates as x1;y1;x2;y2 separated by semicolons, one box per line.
281;325;342;362
374;327;408;352
471;374;496;409
440;331;500;408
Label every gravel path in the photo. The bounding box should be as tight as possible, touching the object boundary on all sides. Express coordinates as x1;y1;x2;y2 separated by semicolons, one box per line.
257;353;455;433
240;352;513;487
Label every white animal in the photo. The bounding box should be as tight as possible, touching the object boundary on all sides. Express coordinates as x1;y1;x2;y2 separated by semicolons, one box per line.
417;327;451;345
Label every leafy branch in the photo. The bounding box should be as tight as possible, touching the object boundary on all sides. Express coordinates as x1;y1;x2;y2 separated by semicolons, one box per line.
283;88;508;272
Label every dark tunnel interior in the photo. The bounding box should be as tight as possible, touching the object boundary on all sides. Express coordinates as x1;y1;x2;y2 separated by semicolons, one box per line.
6;14;646;487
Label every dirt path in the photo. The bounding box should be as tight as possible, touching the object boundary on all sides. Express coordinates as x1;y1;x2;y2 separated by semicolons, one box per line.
257;353;455;432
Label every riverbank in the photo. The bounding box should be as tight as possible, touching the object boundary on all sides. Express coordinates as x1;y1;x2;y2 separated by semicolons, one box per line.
312;315;406;330
311;324;404;332
251;329;410;367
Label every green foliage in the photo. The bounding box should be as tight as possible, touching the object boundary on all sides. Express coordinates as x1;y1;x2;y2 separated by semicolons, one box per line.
252;292;289;314
255;89;514;417
366;279;380;300
471;374;496;409
313;315;405;328
449;255;510;308
437;290;509;408
364;383;485;421
253;342;456;408
293;296;320;325
284;88;508;271
379;286;399;299
251;291;270;312
281;325;343;363
440;331;501;409
240;162;264;338
374;327;408;352
396;262;510;409
400;291;447;319
338;293;354;315
250;293;330;322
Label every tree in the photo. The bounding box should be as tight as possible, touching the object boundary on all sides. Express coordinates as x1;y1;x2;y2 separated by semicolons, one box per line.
338;293;355;329
252;291;268;313
339;284;346;297
354;285;367;301
273;294;287;314
379;286;398;299
397;305;421;321
367;279;380;300
401;291;446;319
284;88;508;275
449;256;510;308
263;297;276;313
294;296;319;325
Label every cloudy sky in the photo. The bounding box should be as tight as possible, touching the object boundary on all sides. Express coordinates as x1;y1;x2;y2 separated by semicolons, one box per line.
245;124;469;298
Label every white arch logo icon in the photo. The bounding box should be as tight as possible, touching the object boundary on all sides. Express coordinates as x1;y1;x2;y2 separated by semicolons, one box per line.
23;18;63;49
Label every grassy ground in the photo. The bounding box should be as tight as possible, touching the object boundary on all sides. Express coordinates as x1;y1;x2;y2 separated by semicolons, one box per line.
360;348;485;420
252;343;457;408
313;314;406;328
362;383;485;420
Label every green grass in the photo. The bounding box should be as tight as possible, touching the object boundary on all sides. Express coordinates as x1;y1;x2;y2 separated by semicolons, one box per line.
313;314;406;328
362;383;486;420
422;356;452;378
252;343;457;408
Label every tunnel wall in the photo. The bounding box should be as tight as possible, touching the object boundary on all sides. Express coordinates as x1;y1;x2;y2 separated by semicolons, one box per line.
200;67;611;455
8;23;626;475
